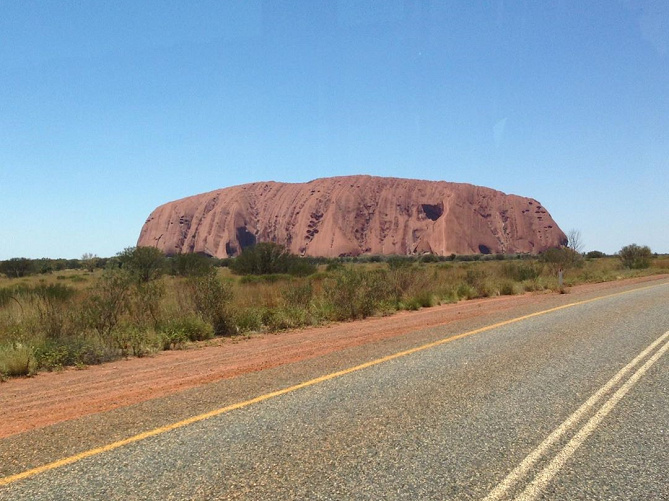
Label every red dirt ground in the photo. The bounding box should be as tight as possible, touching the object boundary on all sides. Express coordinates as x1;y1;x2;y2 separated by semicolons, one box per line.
1;275;666;439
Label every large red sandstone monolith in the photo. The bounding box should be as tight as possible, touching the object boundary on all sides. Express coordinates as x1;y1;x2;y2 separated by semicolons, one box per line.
138;175;566;257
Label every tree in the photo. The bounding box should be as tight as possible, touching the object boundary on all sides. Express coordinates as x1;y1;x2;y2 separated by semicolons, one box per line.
117;246;166;282
567;229;584;254
540;247;583;274
618;244;652;269
81;253;100;272
0;258;34;278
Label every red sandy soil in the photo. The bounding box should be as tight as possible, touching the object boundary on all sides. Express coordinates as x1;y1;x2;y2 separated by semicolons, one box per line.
1;275;666;439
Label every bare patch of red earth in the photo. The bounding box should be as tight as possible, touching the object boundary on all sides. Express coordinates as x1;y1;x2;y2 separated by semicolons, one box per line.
1;275;665;439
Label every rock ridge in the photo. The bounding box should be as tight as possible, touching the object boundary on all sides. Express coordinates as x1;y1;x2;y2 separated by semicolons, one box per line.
137;175;567;257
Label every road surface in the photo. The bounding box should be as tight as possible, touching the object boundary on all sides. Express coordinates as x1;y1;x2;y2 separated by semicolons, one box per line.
1;279;667;500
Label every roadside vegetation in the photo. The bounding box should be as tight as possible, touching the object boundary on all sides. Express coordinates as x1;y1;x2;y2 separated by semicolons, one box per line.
1;244;666;379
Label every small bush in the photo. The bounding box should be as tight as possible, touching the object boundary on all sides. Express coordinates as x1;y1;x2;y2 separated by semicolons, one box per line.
169;253;213;277
540;247;584;273
161;315;214;342
404;289;435;309
83;269;132;340
187;271;234;335
33;337;109;370
231;243;316;276
0;343;35;377
501;262;542;282
618;244;652;269
498;280;518;296
111;326;160;358
282;281;313;307
325;262;343;272
262;305;310;331
387;256;413;270
239;274;292;284
323;268;391;321
234;307;265;333
456;283;478;300
160;329;189;350
419;253;440;263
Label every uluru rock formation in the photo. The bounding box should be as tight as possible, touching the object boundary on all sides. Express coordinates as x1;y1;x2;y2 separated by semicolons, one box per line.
137;175;567;258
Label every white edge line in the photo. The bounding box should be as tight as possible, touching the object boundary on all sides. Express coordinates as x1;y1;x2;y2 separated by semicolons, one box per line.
483;330;669;501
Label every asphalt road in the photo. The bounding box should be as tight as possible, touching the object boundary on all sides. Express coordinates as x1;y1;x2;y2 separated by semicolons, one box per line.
2;281;667;500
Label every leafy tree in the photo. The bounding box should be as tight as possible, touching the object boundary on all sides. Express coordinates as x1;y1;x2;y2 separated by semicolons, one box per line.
540;247;583;274
586;250;606;259
0;258;35;278
618;244;652;269
117;246;166;282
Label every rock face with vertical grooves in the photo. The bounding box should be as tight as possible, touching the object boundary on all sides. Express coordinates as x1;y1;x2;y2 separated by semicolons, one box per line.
137;175;567;257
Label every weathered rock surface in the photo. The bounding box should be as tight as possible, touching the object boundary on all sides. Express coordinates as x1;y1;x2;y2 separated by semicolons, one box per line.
138;175;567;257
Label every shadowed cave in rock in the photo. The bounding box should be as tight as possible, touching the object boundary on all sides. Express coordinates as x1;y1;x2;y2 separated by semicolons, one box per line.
421;203;443;221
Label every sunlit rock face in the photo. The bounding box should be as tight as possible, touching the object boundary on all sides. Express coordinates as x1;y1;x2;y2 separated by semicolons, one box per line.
138;175;567;258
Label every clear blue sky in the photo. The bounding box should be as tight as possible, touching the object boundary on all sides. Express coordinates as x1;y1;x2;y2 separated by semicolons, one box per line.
1;0;667;259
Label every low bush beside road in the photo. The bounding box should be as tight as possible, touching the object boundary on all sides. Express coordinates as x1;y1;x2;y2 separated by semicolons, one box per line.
0;245;665;378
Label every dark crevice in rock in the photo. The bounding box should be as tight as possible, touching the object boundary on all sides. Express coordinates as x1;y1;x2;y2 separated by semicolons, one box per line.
421;203;443;221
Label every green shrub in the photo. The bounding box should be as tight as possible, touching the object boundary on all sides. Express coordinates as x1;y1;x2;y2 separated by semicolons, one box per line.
130;280;165;328
111;326;160;358
540;247;584;273
262;305;310;331
456;283;478;300
419;254;440;263
231;243;316;276
161;315;214;342
187;271;234;335
168;253;214;277
501;262;542;281
33;337;109;370
325;262;343;272
0;343;35;377
403;289;435;310
117;246;166;283
234;307;265;333
287;259;318;277
83;269;132;340
282;281;314;307
323;268;390;321
160;328;189;350
387;256;413;270
32;284;77;339
498;280;518;296
239;274;292;284
618;244;652;269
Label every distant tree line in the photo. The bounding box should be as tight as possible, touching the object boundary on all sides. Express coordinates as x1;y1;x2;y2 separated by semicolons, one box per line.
0;241;659;279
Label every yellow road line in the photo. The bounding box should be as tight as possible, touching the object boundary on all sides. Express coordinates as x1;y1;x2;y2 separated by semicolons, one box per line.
1;281;667;487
